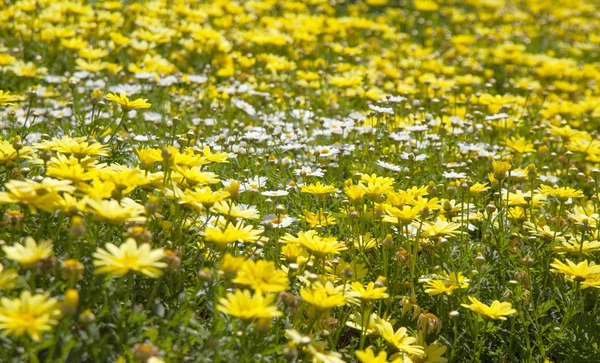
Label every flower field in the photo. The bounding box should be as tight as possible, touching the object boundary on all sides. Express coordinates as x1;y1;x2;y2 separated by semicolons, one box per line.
1;0;600;361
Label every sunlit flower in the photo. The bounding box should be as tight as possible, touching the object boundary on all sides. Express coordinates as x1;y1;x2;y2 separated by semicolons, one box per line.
0;291;61;341
233;260;289;293
93;238;166;278
3;238;53;268
461;296;516;320
106;92;151;110
217;290;282;320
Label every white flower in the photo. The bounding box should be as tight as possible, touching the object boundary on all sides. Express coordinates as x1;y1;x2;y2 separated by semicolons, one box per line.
232;98;257;117
400;152;427;161
44;75;65;84
443;171;467;179
539;175;559;185
261;190;289;197
240;176;268;193
143;112;163;123
314;146;339;157
294;166;325;177
186;74;208;84
368;104;394;114
405;125;429;132
485;113;509;121
377;161;403;172
134;72;156;80
157;75;178;87
386;95;407;103
110;84;143;96
262;214;296;228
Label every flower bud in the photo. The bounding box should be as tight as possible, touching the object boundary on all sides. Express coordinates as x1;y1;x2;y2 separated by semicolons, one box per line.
92;89;104;99
382;234;393;249
133;343;159;361
61;289;79;316
162;249;182;272
474;253;486;266
61;259;84;280
79;309;96;324
70;216;86;238
256;317;271;334
225;181;240;200
521;256;533;267
275;204;287;215
418;312;442;335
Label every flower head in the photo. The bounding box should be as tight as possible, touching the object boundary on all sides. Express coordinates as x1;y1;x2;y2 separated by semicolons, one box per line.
106;92;151;110
217;290;282;321
93;238;167;278
3;238;53;268
461;296;516;320
300;182;338;196
0;291;61;341
233;259;289;293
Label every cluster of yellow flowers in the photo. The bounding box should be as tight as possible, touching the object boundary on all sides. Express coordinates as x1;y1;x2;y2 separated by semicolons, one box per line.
0;0;599;362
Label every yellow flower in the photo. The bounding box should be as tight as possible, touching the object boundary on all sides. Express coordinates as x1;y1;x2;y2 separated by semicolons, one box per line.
550;258;600;283
374;320;425;357
419;218;461;238
0;263;19;290
33;136;108;158
412;335;448;363
106;92;151;110
300;182;338;196
233;259;289;293
281;230;346;257
460;296;516;320
2;237;53;268
491;160;511;180
552;240;600;255
537;185;585;200
0;90;20;106
469;182;490;194
301;208;336;228
505;136;535;153
360;174;395;198
219;254;245;279
173;165;220;187
355;348;400;363
178;187;230;209
136;148;163;168
0;178;75;210
10;60;47;77
46;155;98;183
60;289;79;316
86;198;146;224
201;146;229;164
346;312;388;335
420;271;471;296
344;185;367;203
217;290;282;320
93;238;167;278
350;282;389;301
286;328;346;363
101;166;149;195
0;139;32;165
300;282;347;311
382;205;421;225
211;201;260;220
203;221;263;248
0;291;61;341
414;0;439;12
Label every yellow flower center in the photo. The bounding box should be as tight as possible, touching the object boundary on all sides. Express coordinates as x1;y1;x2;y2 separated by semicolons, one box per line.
19;313;36;323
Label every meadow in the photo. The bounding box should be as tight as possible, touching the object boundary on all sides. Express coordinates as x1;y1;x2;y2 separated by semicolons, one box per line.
0;0;599;362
